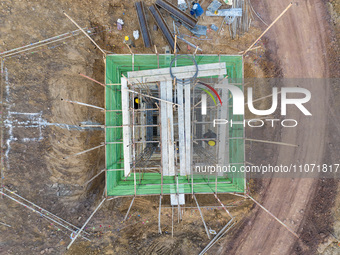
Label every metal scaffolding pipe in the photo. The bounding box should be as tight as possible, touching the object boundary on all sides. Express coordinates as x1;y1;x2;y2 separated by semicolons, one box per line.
63;12;106;56
172;206;174;237
61;98;104;111
214;193;233;218
63;144;104;159
79;73;106;87
199;221;235;255
158;196;162;234
243;2;293;55
245;138;298;147
106;108;159;112
79;124;104;128
124;196;136;221
247;195;299;238
193;194;211;239
106;124;159;128
67;198;106;250
124;88;180;106
106;141;159;145
0;221;11;227
1;191;90;240
83;169;106;186
3;188;90;235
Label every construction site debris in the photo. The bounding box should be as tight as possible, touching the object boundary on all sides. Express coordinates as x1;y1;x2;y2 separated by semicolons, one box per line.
190;2;204;17
117;18;124;30
176;36;203;51
206;8;242;17
224;15;235;25
149;4;180;52
155;0;197;28
178;0;187;11
184;24;207;37
133;30;140;40
207;0;222;13
210;24;219;31
135;1;153;48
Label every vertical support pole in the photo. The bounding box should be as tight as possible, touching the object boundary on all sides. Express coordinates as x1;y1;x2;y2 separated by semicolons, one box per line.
177;202;180;223
167;80;175;176
132;53;135;71
176;177;182;222
104;57;107;197
193;194;211;239
184;82;191;176
172;206;174;238
158;196;162;234
154;45;159;68
132;91;137;195
177;82;186;176
201;93;207;115
217;78;229;171
121;78;131;177
160;81;169;175
190;81;195;195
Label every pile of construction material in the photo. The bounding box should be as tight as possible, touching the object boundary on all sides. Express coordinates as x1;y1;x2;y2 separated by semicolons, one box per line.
133;0;251;52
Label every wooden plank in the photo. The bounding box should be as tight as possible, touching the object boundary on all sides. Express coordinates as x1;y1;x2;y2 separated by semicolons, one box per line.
121;78;131;177
140;102;146;151
184;84;191;175
167;81;175;176
160;81;169;176
177;82;186;176
127;63;226;83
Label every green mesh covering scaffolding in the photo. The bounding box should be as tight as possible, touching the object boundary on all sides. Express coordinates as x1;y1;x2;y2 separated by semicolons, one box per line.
105;54;245;196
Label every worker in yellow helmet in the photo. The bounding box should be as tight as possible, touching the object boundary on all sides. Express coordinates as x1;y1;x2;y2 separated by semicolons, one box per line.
208;140;216;147
203;129;217;147
124;36;135;47
134;97;140;109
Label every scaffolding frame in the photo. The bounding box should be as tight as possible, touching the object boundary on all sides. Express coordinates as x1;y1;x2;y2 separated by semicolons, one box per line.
105;54;245;197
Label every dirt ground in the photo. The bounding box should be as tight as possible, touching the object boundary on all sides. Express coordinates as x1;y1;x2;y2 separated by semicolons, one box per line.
0;0;339;254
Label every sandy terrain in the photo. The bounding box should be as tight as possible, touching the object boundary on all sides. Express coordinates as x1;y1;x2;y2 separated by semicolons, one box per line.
219;0;340;254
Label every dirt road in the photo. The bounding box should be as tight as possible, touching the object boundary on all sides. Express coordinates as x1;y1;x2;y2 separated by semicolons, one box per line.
220;0;333;254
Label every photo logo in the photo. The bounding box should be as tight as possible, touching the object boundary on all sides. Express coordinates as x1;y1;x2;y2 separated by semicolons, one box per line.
200;84;312;128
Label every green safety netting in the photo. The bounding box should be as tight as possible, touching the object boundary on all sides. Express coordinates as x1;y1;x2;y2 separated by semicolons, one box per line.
105;54;245;196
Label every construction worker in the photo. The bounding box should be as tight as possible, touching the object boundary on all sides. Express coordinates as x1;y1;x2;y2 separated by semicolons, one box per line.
134;97;140;109
124;36;135;47
203;129;217;147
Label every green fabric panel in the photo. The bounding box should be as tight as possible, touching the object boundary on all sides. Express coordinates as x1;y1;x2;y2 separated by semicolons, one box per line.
105;55;244;196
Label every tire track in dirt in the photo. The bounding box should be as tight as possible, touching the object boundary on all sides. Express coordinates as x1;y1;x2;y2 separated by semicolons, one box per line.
220;0;332;254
